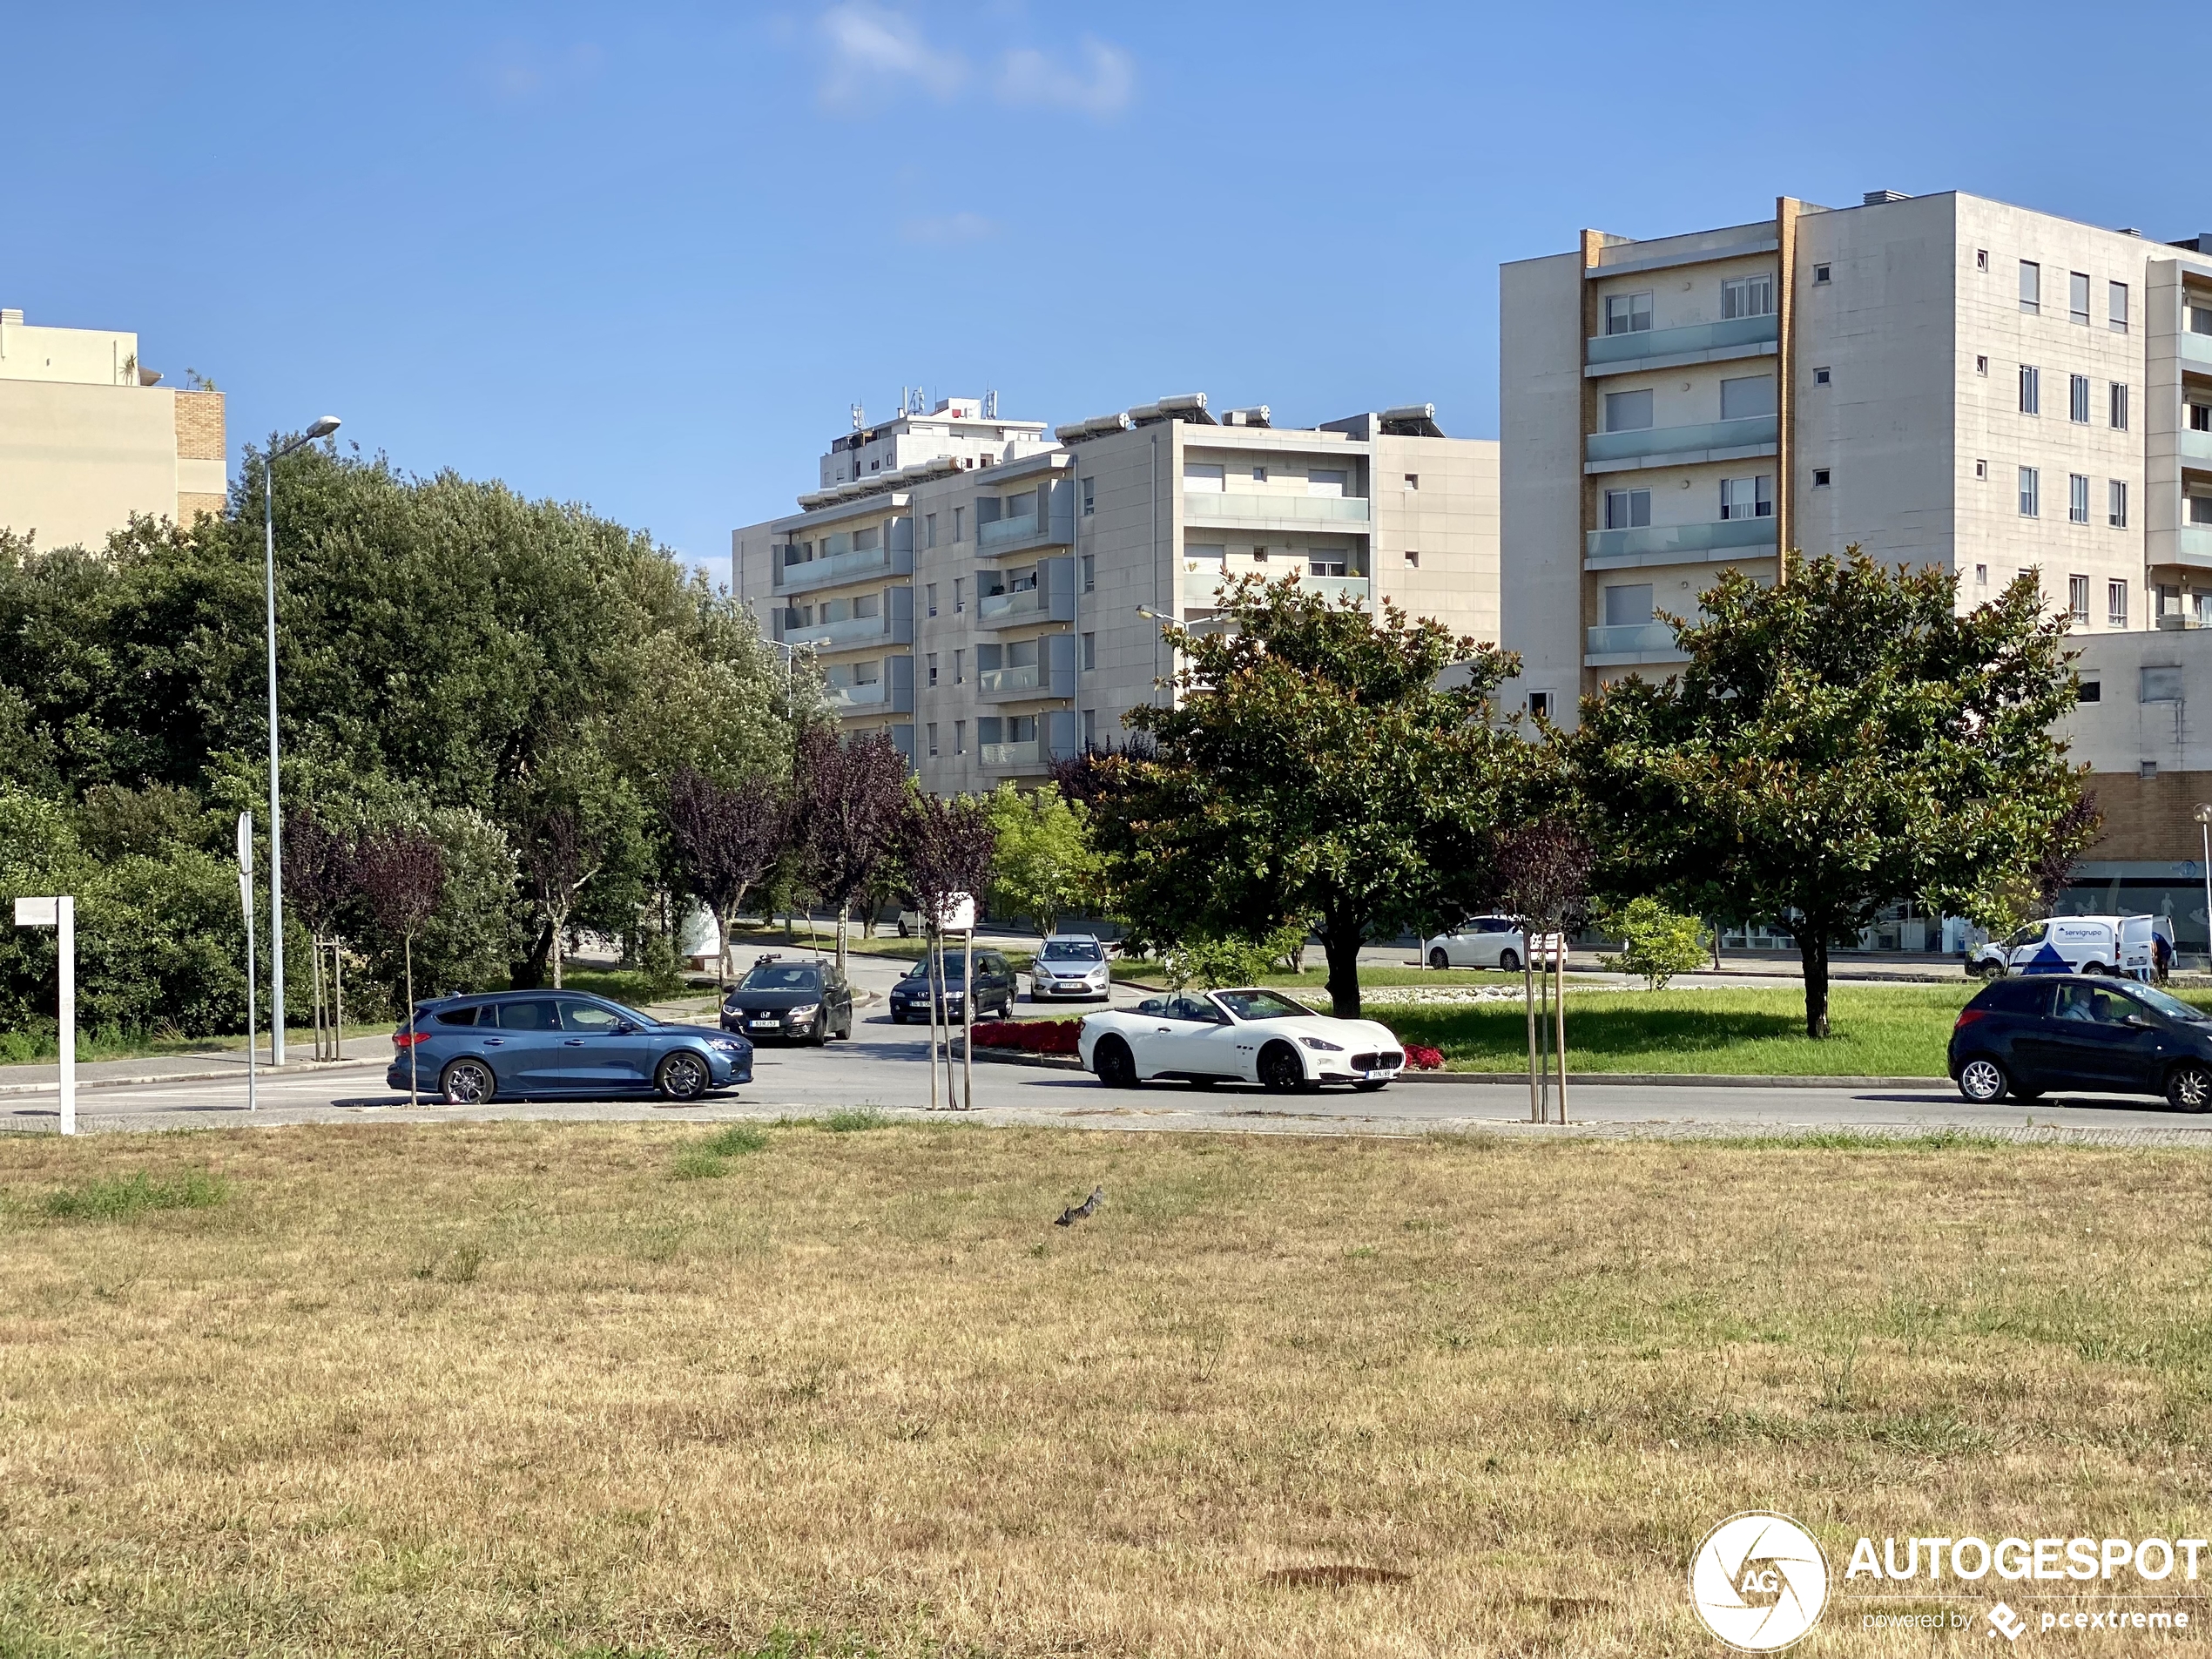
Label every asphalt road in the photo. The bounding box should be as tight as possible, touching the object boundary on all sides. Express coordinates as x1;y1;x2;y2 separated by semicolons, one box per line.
10;1006;2211;1145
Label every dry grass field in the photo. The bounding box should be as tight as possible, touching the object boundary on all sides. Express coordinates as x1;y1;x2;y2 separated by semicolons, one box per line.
2;1121;2209;1657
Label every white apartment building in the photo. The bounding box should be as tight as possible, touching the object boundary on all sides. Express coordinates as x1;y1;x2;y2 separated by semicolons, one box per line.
0;307;227;550
732;393;1499;793
1501;190;2212;725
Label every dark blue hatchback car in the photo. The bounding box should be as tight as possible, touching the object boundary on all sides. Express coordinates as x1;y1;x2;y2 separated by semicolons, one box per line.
1948;973;2212;1110
388;990;752;1104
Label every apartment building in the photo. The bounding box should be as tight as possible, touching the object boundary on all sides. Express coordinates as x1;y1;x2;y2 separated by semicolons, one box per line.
732;393;1498;793
1501;191;2212;724
0;307;226;550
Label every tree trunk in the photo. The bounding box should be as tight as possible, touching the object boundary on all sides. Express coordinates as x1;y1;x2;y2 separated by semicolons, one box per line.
1321;911;1364;1020
961;928;974;1110
549;907;568;989
836;902;849;975
1798;932;1831;1039
333;940;343;1062
715;902;734;988
404;934;419;1107
511;920;554;989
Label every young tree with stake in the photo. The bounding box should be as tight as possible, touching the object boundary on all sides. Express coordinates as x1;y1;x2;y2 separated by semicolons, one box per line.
353;827;444;1106
898;791;998;1110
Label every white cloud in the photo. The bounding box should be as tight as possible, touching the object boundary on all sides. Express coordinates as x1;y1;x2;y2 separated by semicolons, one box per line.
899;211;1001;245
818;3;967;107
995;36;1133;118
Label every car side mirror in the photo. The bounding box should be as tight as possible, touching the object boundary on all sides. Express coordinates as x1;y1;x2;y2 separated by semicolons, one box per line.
2125;1015;2155;1029
614;1022;637;1035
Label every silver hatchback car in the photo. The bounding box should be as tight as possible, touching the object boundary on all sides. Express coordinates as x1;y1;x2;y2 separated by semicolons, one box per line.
1031;934;1111;1001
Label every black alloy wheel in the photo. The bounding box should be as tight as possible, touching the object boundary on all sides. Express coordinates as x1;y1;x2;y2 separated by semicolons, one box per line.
1258;1042;1305;1094
440;1057;496;1105
1429;947;1450;969
1095;1036;1139;1089
1498;948;1521;974
657;1051;710;1103
2167;1062;2212;1113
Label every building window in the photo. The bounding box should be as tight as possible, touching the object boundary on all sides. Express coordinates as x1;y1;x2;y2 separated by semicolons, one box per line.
953;507;964;541
1527;691;1554;720
1720;475;1773;520
954;577;965;613
1976;354;1989;376
2109;281;2129;333
1603;388;1653;432
2195;403;2212;435
1082;708;1096;748
1720;374;1777;420
1603;583;1654;627
927;652;939;686
1251;466;1267;482
924;513;937;550
1722;273;1775;320
2079;678;2101;702
1812;469;1831;488
2019;466;2040;517
1603;291;1653;335
927;722;940;758
2110;582;2131;628
2069;271;2091;325
1976;248;1990;272
2069;474;2089;524
1813;263;1831;284
1081;477;1094;516
2069;374;2090;423
1603;487;1650;529
1081;553;1095;592
1975;563;1989;586
2018;364;2040;415
953;648;964;684
1404;549;1420;568
1975;459;1988;480
926;583;939;617
2111;382;2130;430
1082;631;1096;671
1813;366;1831;387
2019;260;2040;314
1403;473;1419;490
954;720;966;755
2109;481;2128;529
1307;550;1350;577
2069;575;2090;623
2193;304;2212;336
1252;545;1271;562
2188;495;2212;526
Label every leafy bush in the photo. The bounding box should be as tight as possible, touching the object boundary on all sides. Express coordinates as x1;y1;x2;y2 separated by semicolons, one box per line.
1155;922;1310;990
1598;896;1710;990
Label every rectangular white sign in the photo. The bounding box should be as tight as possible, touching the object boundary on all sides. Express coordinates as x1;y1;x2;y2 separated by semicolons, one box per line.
14;896;58;927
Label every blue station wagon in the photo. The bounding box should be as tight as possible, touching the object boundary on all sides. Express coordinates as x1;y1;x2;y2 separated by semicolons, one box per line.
388;991;752;1104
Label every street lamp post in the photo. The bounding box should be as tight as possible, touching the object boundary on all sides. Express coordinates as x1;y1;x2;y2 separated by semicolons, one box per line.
2196;805;2212;972
262;415;341;1067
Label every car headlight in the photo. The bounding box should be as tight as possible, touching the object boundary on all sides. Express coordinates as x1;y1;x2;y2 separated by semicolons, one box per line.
787;1004;819;1021
710;1038;742;1055
1300;1036;1344;1052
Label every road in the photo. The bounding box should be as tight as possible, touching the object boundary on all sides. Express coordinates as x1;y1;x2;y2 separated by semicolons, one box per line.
9;1005;2210;1145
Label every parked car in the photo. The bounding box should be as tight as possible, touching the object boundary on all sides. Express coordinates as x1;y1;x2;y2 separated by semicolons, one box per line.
1966;914;2160;980
720;955;853;1044
1078;987;1406;1093
1421;915;1564;972
1030;933;1111;1001
887;948;1016;1023
1948;972;2212;1109
389;991;752;1105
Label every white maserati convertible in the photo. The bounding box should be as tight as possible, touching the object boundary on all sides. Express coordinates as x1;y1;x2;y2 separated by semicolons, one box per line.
1078;988;1406;1092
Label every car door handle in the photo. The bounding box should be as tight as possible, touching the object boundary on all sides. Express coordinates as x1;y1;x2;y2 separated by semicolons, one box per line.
484;1038;504;1047
563;1038;585;1047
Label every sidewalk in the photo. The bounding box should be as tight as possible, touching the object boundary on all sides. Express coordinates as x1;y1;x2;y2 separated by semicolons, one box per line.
0;1049;381;1096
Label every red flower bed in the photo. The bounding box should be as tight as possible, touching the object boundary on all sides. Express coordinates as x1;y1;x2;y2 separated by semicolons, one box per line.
1401;1042;1444;1072
969;1018;1082;1056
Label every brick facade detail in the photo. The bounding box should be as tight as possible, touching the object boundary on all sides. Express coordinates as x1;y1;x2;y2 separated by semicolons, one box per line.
2083;770;2212;862
176;493;226;524
172;390;225;461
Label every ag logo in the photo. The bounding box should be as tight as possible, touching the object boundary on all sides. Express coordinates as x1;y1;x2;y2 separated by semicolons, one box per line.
1689;1512;1829;1651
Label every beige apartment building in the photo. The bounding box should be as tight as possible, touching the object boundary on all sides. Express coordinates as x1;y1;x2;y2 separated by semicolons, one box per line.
0;307;226;550
1501;191;2212;725
732;393;1498;792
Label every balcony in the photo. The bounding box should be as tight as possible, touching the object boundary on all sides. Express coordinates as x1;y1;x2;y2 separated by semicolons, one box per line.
1585;313;1779;372
2181;331;2212;375
1585;621;1688;664
1183;490;1372;529
780;612;913;651
2177;526;2212;568
775;541;909;596
826;680;891;712
978;585;1048;624
975;556;1076;629
980;740;1044;771
1585;516;1779;569
2184;430;2212;472
978;663;1040;696
1586;415;1779;473
1178;570;1371;611
976;500;1075;556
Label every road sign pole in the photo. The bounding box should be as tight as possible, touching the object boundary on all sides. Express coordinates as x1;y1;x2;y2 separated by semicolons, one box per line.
57;898;74;1136
238;813;257;1112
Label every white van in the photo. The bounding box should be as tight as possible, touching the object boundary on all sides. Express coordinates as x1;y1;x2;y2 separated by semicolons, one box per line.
1967;914;2158;980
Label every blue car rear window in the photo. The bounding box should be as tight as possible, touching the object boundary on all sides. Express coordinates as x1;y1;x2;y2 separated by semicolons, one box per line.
496;1000;562;1030
1973;979;2052;1015
435;1005;479;1026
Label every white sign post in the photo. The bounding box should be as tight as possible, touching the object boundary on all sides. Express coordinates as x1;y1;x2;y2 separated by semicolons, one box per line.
237;813;257;1113
14;895;74;1135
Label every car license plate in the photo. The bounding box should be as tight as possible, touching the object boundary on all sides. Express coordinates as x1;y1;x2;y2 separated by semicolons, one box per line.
1363;1069;1392;1081
747;1018;779;1028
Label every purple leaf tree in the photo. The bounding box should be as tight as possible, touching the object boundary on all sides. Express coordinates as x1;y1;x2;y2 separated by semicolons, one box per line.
667;767;790;987
898;791;999;1110
354;826;445;1106
794;726;908;974
285;807;355;1061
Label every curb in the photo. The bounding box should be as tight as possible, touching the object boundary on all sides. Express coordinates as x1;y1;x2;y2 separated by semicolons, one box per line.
0;1057;383;1098
1401;1070;1945;1089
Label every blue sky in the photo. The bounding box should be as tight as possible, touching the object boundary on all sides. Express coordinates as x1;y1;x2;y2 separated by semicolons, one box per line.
6;3;2206;587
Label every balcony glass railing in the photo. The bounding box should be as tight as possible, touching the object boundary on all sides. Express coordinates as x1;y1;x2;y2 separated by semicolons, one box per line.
977;511;1040;550
977;585;1042;622
2184;430;2212;470
2182;525;2212;565
977;664;1041;694
1586;621;1686;658
1586;313;1778;367
1177;570;1369;609
1183;490;1372;525
980;740;1043;769
1585;517;1778;563
825;680;889;711
2179;331;2212;374
1586;415;1778;466
778;542;893;591
783;613;894;649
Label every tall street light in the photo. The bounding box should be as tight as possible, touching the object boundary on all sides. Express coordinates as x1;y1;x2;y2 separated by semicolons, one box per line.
263;415;341;1067
2195;804;2212;972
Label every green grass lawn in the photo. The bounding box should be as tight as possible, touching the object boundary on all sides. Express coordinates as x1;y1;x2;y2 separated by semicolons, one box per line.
1115;963;1520;992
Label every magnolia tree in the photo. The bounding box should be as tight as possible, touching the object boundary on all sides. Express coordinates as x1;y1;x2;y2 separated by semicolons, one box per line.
666;767;788;986
1568;551;2096;1038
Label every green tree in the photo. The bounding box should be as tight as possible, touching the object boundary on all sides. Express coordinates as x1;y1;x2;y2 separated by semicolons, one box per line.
983;781;1103;936
1089;575;1527;1019
1597;896;1710;990
1567;552;2096;1037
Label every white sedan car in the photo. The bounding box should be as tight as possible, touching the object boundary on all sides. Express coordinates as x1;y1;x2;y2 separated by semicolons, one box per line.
1421;914;1563;972
1078;987;1406;1092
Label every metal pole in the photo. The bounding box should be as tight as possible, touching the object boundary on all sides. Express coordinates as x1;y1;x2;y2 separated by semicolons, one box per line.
1554;934;1568;1127
242;869;257;1115
263;455;287;1067
57;898;75;1136
1524;942;1538;1123
961;926;975;1110
2200;817;2209;971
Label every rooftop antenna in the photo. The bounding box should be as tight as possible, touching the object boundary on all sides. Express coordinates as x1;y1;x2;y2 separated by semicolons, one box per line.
850;401;865;432
983;389;998;419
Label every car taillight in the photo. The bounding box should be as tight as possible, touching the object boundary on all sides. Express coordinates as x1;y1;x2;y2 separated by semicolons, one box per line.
394;1029;428;1049
1954;1008;1987;1031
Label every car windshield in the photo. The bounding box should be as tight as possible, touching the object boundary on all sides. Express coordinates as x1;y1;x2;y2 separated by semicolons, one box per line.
740;964;822;991
2115;981;2209;1022
1042;940;1103;961
1215;988;1318;1022
906;959;967;981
